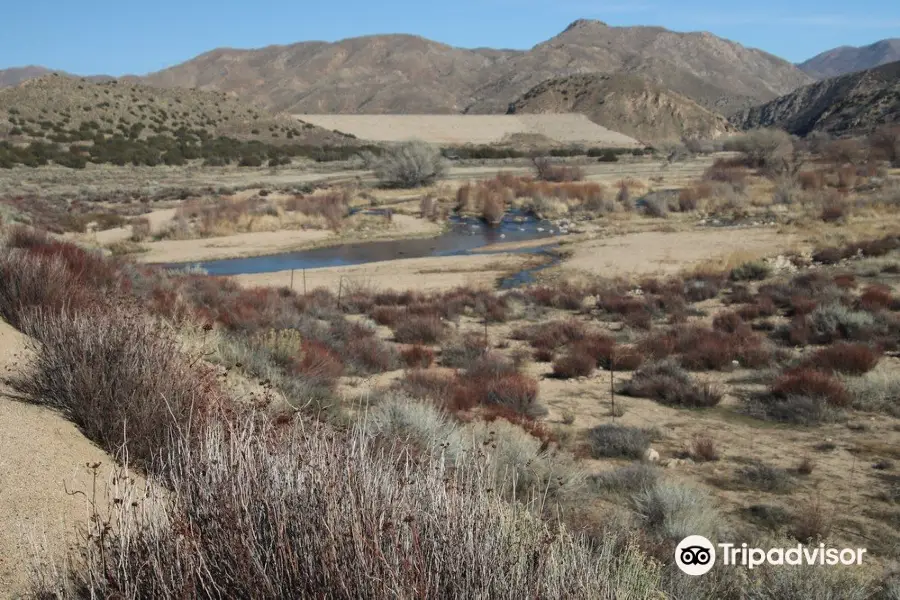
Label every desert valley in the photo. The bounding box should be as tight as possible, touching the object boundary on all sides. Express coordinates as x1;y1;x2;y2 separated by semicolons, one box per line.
0;16;899;600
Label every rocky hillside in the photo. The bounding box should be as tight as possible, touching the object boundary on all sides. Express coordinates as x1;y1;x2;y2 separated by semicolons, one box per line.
0;74;348;145
130;20;812;116
798;39;900;79
507;73;734;144
730;60;900;136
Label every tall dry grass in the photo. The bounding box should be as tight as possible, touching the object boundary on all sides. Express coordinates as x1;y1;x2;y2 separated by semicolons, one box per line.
30;416;661;599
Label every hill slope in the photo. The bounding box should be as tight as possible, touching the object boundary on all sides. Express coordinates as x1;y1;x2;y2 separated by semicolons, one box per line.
730;61;900;136
0;74;348;145
507;73;734;144
133;20;812;116
798;39;900;79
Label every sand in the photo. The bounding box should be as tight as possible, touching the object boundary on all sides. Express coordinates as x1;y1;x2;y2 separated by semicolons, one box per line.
232;253;534;293
0;319;122;596
132;213;442;264
560;228;796;278
295;114;642;147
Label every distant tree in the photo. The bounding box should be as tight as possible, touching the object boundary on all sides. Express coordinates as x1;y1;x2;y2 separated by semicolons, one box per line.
366;140;447;188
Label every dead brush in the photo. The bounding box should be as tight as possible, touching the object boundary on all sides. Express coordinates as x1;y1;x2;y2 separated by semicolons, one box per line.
688;435;720;462
799;342;881;376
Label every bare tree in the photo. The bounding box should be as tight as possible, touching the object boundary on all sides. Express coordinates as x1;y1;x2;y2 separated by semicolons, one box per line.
870;125;900;166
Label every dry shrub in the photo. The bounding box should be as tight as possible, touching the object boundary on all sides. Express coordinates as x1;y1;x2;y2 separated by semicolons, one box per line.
441;332;487;369
704;159;748;187
552;351;595;379
455;371;544;417
11;307;223;470
32;417;659;599
712;311;746;334
620;360;723;408
512;319;588;352
587;424;654;459
832;273;857;290
836;164;858;190
393;315;445;344
481;191;506;225
370;141;447;188
346;336;399;373
677;183;712;211
532;157;585;182
800;342;881;376
664;324;771;371
770;368;850;408
791;499;833;543
402;345;435;369
289;340;345;385
820;198;846;223
796;456;815;476
798;170;825;191
689;435;720;462
130;216;151;242
788;295;818;317
858;284;896;312
0;234;125;327
399;369;456;403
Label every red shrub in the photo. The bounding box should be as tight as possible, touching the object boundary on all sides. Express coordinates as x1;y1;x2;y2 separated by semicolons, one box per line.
713;311;748;333
858;285;895;312
770;368;850;407
481;405;556;446
572;333;615;364
513;319;587;351
401;345;435;368
451;371;541;416
369;306;402;326
399;369;455;403
788;295;818;317
288;340;345;384
833;274;857;290
608;345;644;371
801;343;881;376
787;317;812;347
637;332;677;360
552;351;595;379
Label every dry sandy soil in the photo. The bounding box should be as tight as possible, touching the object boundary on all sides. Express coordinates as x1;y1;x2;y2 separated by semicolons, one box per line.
562;228;797;279
233;253;535;293
127;213;442;264
296;114;642;147
0;319;123;597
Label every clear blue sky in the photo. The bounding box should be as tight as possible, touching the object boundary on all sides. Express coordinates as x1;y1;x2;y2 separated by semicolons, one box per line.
3;0;899;75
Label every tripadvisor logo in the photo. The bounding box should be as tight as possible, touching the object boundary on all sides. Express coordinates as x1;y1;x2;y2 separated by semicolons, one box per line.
675;536;868;576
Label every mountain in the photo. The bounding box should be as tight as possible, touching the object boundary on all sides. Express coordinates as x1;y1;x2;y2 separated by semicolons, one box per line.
0;66;56;88
0;75;349;145
0;67;113;89
133;20;813;117
798;39;900;79
730;60;900;137
507;73;734;144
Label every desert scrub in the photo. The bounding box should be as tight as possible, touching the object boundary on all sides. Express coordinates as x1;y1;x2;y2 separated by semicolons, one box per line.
730;260;771;281
366;140;447;188
619;360;723;408
11;307;224;470
29;416;660;599
587;424;655;459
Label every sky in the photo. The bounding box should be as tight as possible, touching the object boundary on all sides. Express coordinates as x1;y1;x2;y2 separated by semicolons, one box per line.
2;0;899;76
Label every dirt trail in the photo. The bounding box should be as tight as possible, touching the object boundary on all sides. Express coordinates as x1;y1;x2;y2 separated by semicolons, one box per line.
0;319;118;596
